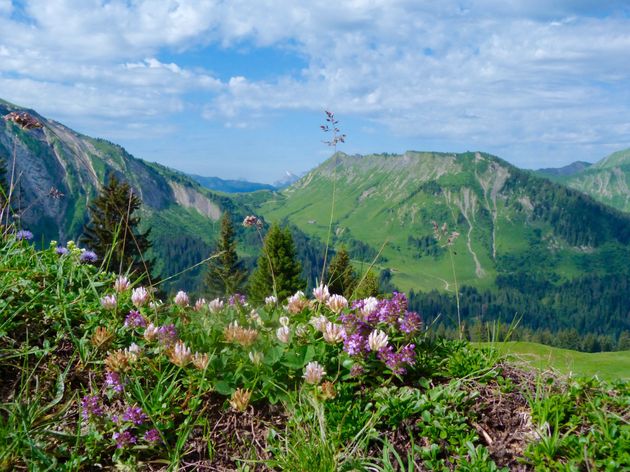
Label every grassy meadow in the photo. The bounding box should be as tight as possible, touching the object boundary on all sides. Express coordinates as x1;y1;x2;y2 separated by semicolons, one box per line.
476;341;630;382
1;233;628;471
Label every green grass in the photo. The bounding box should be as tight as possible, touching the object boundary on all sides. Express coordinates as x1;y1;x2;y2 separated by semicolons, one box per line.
2;233;629;471
476;341;630;381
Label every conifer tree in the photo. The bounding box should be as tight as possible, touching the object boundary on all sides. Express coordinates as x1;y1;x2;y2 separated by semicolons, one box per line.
354;270;380;299
327;247;357;298
205;213;247;297
81;174;153;277
248;223;305;303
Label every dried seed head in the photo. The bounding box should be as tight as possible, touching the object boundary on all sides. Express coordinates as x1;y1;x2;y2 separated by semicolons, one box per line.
229;388;252;412
320;381;336;400
91;326;114;350
105;349;133;372
192;352;209;370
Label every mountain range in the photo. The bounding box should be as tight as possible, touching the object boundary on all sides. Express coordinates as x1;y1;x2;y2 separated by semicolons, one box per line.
0;98;241;291
2;98;630;340
537;150;630;213
188;174;276;193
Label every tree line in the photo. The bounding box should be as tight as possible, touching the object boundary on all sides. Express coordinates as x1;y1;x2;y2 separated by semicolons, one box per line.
79;173;380;303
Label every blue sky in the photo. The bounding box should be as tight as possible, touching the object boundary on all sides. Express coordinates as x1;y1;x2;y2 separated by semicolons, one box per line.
1;1;629;183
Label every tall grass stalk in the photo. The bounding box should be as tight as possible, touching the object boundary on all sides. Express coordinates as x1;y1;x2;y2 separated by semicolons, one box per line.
319;110;346;286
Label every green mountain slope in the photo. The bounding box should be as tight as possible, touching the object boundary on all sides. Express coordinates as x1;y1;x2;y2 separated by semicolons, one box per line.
255;151;630;293
557;148;630;212
0;99;244;291
476;342;630;381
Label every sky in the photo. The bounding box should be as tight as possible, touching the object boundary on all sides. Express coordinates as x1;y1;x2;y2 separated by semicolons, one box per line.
1;1;629;183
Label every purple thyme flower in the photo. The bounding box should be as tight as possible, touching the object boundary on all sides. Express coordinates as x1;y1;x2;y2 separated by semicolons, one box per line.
376;292;408;324
113;430;137;449
122;405;148;425
144;428;161;443
229;293;247;306
80;250;98;263
104;370;124;394
377;343;416;375
157;324;177;346
343;332;368;356
55;246;69;256
81;395;104;420
15;230;33;241
398;311;422;334
124;310;147;329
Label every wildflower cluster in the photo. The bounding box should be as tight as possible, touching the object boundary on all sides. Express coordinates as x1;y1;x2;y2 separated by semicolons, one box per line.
339;292;422;375
81;373;159;450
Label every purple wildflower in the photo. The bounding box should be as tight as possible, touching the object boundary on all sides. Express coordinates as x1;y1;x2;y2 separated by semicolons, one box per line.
124;310;147;329
398;311;422;334
122;405;148;425
55;246;69;256
15;230;33;241
377;343;416;375
81;395;104;420
113;430;137;449
157;324;177;346
80;250;98;263
350;363;366;377
376;292;408;324
343;332;367;356
104;370;124;394
144;428;161;443
229;293;247;306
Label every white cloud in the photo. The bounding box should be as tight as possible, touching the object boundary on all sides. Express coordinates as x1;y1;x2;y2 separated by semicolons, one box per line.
0;0;628;168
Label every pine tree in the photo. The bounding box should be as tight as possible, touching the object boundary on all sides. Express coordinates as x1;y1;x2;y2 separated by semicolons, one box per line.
354;270;380;299
248;223;305;304
81;174;153;277
205;213;247;297
327;247;357;298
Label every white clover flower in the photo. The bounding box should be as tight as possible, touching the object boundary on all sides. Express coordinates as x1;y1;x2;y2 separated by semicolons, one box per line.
194;298;207;311
303;361;326;385
144;323;159;342
327;294;348;314
192;352;209;370
249;310;263;325
208;298;224;313
322;322;345;343
312;284;330;303
295;325;309;338
265;295;277;306
100;294;117;310
286;291;308;314
276;326;291;343
249;351;263;366
368;329;389;352
309;315;328;332
127;342;142;360
174;290;189;307
149;299;163;309
114;276;131;293
131;287;149;307
362;297;379;316
279;316;290;327
169;341;192;367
